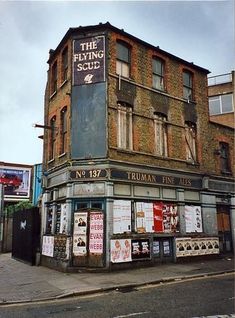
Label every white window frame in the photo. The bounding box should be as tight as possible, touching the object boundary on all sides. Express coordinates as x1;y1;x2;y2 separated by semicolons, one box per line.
117;103;133;150
209;93;234;115
154;114;168;156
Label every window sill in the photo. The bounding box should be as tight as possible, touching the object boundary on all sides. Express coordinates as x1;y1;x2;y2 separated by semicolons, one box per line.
50;91;57;99
58;152;67;158
60;79;68;88
48;158;55;164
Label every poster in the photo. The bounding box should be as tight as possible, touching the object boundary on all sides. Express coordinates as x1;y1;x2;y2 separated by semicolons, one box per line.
113;200;131;234
185;206;202;233
162;204;171;232
74;212;88;235
73;234;87;256
131;239;150;260
153;202;164;232
154;203;178;233
175;237;219;257
73;212;88;256
153;240;160;256
89;212;103;254
135;202;154;233
42;236;54;257
55;204;61;234
163;240;171;256
59;203;68;234
110;239;132;263
54;235;69;260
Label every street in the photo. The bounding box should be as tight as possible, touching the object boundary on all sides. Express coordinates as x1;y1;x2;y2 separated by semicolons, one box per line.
0;273;234;318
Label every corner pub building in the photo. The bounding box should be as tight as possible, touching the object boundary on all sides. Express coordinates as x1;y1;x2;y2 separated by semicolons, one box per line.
40;22;234;271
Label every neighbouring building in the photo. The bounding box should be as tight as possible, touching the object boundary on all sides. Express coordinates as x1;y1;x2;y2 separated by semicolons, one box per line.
208;71;234;129
40;23;234;271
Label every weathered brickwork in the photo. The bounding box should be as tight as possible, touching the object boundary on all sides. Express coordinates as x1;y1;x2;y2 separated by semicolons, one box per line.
43;23;234;180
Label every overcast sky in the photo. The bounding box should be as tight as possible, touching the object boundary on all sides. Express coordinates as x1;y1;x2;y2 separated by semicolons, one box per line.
0;0;234;166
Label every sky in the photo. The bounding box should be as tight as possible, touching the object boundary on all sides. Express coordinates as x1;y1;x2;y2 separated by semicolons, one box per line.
0;0;234;166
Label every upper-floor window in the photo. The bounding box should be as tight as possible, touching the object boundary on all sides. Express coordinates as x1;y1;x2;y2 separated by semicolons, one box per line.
154;113;168;156
219;142;231;174
185;122;197;162
49;116;56;160
60;107;67;154
183;71;193;101
117;103;133;150
51;61;58;95
152;58;165;91
209;93;233;115
116;42;130;78
61;47;68;83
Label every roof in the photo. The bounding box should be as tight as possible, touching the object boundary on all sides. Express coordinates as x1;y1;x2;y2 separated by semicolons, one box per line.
47;22;210;74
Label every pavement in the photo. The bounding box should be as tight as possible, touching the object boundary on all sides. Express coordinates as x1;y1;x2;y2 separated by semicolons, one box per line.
0;253;234;305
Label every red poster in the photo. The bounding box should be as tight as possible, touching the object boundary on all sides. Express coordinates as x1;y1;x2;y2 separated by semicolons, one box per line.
153;202;163;232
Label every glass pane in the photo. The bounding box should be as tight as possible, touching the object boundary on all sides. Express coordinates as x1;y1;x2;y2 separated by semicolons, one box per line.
153;74;164;90
152;59;163;75
91;202;103;210
75;202;89;210
122;62;129;77
117;42;129;62
183;72;192;87
209;98;221;115
183;87;192;100
221;94;233;113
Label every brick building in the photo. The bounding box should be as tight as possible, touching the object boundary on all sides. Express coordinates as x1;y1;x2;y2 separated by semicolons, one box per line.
208;71;234;129
40;23;234;271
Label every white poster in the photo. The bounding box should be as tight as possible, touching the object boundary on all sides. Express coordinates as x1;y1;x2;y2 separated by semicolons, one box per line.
74;212;88;235
193;206;203;233
135;202;154;233
110;239;132;263
144;202;154;233
89;212;103;254
185;206;202;233
59;203;69;234
113;200;131;234
73;234;87;256
42;236;54;257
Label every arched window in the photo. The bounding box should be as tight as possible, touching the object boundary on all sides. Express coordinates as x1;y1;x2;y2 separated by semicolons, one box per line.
117;102;133;150
154;113;168;156
60;107;67;154
49;116;56;160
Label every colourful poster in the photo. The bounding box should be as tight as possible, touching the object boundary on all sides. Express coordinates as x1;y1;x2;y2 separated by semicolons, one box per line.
110;239;132;263
153;202;163;232
89;212;103;254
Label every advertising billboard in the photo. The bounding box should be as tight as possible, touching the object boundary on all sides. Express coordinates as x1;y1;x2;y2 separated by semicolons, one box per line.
0;165;31;200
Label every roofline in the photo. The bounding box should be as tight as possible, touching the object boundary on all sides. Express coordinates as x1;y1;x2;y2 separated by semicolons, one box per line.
47;22;210;74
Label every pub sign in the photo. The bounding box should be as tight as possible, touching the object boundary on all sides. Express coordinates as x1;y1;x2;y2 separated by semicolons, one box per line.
73;36;105;86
